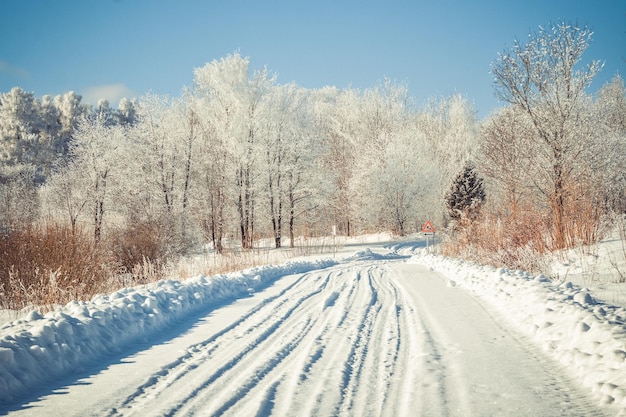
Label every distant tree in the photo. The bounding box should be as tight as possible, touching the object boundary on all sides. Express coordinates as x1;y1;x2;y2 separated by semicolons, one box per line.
191;87;231;254
258;84;325;247
0;165;39;231
69;118;126;243
416;94;479;226
479;106;536;218
53;91;88;155
38;94;62;149
418;94;478;187
373;129;437;236
0;88;39;176
194;53;275;249
119;93;200;253
117;97;138;126
258;84;294;248
40;164;88;234
316;87;359;236
0;88;42;230
445;162;486;228
94;99;117;126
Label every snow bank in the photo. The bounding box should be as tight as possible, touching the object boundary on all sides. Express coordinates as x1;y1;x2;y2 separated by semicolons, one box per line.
414;253;626;414
0;258;336;404
345;247;406;262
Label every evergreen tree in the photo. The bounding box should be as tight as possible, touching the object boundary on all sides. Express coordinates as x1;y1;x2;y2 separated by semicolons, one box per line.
445;162;486;226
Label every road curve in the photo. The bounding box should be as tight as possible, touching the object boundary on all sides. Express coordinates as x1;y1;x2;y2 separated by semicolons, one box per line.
6;255;608;417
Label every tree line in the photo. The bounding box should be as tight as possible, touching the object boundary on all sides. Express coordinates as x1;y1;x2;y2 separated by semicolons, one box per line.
1;54;479;256
0;21;624;277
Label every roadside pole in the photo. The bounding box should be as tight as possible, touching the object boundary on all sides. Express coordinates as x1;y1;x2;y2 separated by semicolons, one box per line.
422;220;435;253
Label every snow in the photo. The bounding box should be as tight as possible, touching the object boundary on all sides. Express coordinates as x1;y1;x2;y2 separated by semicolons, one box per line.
0;258;337;404
412;249;626;414
549;235;626;308
0;236;624;416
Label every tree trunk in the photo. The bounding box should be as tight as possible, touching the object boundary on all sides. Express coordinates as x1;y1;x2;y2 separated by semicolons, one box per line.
93;169;107;244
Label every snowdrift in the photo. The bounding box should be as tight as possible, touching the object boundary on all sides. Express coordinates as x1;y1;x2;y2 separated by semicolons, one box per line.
415;253;626;414
0;258;337;403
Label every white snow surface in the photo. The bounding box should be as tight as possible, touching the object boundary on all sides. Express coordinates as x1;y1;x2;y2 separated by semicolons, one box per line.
414;252;626;415
0;259;337;404
0;238;624;416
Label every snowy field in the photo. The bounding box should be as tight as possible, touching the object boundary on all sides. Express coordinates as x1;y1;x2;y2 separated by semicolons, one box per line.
0;235;625;416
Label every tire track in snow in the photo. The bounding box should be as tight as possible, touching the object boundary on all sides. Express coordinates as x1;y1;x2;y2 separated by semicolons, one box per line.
197;261;425;417
101;255;602;417
108;271;330;416
391;262;611;417
195;269;356;417
6;249;609;417
334;267;382;416
272;262;419;417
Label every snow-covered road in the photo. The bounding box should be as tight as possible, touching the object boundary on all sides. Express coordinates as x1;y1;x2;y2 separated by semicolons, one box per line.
2;248;608;416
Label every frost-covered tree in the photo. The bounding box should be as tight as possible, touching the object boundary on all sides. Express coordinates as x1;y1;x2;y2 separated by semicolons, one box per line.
593;75;626;214
117;97;138;126
257;84;326;247
258;84;295;248
53;91;88;155
445;163;486;227
194;53;275;249
40;165;88;233
68;117;127;243
118;93;200;252
191;87;232;254
38;94;62;149
344;81;437;235
413;94;479;228
282;89;329;246
0;165;39;231
316;87;360;235
418;94;478;186
0;88;39;175
492;21;603;248
371;128;438;236
95;99;114;125
479;106;536;216
0;88;42;229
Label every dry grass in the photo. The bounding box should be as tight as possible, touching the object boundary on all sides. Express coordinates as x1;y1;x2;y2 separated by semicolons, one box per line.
170;235;338;280
0;220;176;312
0;223;339;313
442;208;551;274
442;197;616;276
0;223;113;311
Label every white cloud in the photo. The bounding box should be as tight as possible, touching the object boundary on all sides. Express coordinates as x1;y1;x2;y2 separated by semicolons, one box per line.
0;61;30;79
82;83;135;106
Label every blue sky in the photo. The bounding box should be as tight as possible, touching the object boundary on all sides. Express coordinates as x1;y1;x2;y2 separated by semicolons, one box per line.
1;0;624;117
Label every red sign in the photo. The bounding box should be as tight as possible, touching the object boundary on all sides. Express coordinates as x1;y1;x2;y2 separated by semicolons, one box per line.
422;221;435;234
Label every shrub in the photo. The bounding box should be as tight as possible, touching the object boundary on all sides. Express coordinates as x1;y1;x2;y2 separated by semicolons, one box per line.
0;223;113;311
107;220;170;276
442;203;550;273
